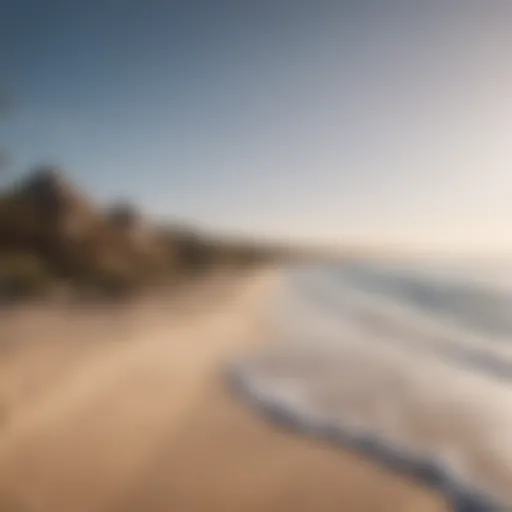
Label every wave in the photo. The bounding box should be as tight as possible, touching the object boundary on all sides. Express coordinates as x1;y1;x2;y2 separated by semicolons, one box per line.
292;265;512;379
228;263;512;510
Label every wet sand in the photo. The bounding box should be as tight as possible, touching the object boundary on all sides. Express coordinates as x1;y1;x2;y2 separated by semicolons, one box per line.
0;270;448;511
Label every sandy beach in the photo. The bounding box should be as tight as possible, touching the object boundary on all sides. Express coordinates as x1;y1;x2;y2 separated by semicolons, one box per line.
0;269;448;512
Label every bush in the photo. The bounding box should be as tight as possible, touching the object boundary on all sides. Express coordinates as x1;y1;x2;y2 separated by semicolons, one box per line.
74;267;140;300
0;252;52;299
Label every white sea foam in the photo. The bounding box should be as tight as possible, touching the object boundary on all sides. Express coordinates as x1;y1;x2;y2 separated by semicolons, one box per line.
230;263;512;509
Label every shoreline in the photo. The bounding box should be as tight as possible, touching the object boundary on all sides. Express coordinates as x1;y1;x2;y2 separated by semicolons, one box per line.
0;267;448;511
226;265;508;510
228;357;497;511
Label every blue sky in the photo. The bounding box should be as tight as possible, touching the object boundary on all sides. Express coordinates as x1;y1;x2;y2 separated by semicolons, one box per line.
2;1;512;252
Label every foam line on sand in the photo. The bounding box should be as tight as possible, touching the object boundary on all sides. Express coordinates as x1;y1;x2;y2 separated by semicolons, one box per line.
226;359;503;511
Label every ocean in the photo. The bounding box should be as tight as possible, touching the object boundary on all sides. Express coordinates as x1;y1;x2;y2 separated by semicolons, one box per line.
230;259;512;510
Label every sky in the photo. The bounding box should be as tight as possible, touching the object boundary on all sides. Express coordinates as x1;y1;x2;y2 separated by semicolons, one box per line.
2;0;512;253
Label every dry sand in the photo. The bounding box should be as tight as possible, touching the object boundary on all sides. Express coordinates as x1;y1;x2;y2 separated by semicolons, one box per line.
0;269;448;511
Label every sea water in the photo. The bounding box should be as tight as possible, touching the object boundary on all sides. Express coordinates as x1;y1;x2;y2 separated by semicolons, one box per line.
229;259;512;510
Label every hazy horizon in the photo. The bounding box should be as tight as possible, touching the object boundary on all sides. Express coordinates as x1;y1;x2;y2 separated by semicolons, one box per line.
2;1;512;254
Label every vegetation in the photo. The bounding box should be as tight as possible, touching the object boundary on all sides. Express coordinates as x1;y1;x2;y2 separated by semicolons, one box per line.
0;166;282;301
0;251;51;299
